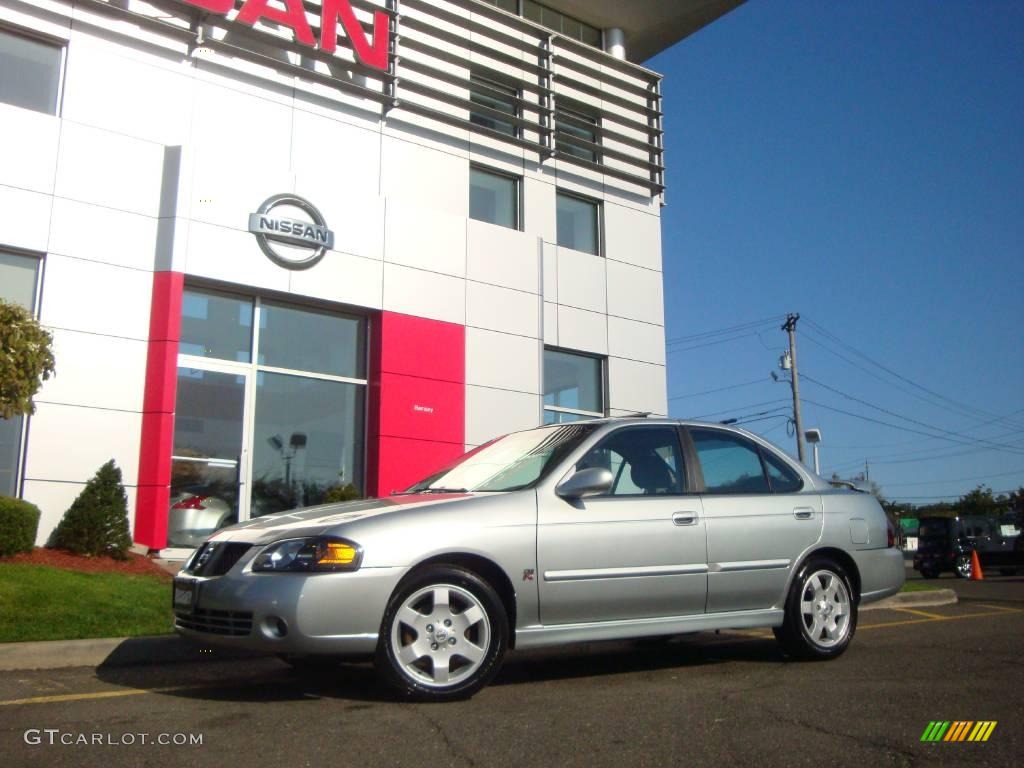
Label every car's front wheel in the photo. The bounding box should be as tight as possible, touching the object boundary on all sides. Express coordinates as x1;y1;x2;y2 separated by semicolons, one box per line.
376;565;508;701
955;554;972;579
774;557;857;660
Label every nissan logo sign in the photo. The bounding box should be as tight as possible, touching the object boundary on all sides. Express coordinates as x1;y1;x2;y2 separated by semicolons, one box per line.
248;194;335;269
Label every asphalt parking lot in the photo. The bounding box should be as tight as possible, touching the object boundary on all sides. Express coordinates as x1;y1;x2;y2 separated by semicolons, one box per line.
2;570;1021;768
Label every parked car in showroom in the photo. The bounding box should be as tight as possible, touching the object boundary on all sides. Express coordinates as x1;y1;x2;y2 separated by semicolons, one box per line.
913;515;1022;578
173;418;904;701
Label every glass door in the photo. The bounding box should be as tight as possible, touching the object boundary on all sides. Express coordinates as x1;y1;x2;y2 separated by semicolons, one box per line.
167;363;250;549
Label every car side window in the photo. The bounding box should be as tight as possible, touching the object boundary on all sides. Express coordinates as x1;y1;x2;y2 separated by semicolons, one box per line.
576;426;685;496
690;429;770;495
762;451;804;493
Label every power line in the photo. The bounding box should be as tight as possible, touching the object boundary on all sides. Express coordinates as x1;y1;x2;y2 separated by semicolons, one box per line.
665;315;785;346
801;374;1024;453
800;397;1024;455
689;399;790;420
668;377;767;401
882;468;1024;488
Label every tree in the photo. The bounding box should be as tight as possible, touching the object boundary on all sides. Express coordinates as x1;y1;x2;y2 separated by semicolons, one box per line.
0;299;55;418
954;485;1002;517
51;460;133;559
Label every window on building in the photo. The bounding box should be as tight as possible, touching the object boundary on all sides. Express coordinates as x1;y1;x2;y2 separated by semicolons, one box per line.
523;1;601;47
543;348;604;424
480;0;519;15
469;74;519;137
556;191;600;255
576;426;685;496
470;166;520;229
170;289;367;547
556;106;599;162
0;27;63;115
690;429;770;495
0;250;41;497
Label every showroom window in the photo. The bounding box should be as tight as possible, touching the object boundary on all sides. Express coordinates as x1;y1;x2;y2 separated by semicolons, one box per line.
469;74;519;137
0;250;42;497
556;191;601;255
556;106;600;162
543;348;604;424
524;2;602;47
0;26;64;115
169;288;367;549
470;165;520;229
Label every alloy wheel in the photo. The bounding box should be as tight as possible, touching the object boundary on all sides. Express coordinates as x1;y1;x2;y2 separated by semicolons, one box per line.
388;583;491;689
798;569;852;649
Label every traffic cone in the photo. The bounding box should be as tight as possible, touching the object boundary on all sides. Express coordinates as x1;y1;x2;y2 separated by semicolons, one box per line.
969;549;984;581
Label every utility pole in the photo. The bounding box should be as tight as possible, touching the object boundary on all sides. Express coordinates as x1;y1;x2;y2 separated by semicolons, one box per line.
782;313;806;465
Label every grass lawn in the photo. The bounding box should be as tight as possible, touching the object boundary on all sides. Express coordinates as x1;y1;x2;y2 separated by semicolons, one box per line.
0;564;173;643
900;580;941;593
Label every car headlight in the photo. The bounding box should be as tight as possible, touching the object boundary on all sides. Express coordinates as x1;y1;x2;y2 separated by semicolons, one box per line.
251;536;362;573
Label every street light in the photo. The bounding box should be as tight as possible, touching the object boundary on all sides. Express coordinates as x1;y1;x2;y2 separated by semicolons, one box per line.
804;428;822;475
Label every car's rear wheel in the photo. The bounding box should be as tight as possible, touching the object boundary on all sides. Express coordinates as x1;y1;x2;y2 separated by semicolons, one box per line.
774;557;857;660
376;565;508;701
955;555;972;579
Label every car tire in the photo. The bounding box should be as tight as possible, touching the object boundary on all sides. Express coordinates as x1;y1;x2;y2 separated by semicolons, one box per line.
375;565;508;702
955;555;972;579
774;557;857;661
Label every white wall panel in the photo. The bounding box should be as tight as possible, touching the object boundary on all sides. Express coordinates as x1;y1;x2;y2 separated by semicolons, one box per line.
288;250;384;310
466;220;539;294
466;281;538;338
48;198;158;271
466;327;540;394
23;403;142;485
39;255;152;340
556;305;608;356
543;301;558;346
608;316;666;365
0;104;60;195
35;329;147;412
606;259;665;326
291;109;381;202
608;357;668;416
184;220;290;294
605;202;662;272
54;122;164;216
382;262;465;325
523;177;556;243
0;185;52;253
556;247;606;314
293;186;385;262
465;385;540;446
380;134;469;218
385;198;466;277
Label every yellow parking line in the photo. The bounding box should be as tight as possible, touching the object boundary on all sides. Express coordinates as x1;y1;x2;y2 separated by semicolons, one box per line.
975;603;1021;613
0;684;216;708
892;607;948;620
860;607;1022;630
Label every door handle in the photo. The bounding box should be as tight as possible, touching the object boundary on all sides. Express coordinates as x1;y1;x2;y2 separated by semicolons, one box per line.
793;508;814;520
672;512;698;526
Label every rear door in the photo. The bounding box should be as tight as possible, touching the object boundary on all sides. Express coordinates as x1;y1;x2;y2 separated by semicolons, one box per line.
686;427;822;613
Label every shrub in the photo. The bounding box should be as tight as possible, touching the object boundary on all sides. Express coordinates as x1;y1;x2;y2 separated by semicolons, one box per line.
51;460;132;560
0;299;56;419
0;496;41;557
323;483;362;503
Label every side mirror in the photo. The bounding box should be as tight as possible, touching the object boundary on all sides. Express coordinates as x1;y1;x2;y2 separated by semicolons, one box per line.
555;467;614;500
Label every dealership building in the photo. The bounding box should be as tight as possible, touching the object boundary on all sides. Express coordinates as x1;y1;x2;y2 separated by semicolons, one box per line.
0;0;740;555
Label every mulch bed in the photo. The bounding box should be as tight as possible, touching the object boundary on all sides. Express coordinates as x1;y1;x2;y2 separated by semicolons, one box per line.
1;548;172;579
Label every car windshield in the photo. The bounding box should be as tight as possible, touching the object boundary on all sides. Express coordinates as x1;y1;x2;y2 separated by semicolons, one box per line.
405;423;599;493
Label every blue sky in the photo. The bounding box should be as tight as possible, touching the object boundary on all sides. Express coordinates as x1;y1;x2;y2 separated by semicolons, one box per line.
648;0;1024;503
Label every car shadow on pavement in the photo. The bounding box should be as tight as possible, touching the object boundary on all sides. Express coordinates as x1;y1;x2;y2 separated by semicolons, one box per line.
94;633;783;704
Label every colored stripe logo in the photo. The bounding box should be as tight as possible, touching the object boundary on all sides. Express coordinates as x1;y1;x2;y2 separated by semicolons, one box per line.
920;721;996;742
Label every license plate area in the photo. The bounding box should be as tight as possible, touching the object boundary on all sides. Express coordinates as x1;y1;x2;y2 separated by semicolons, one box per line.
172;578;198;613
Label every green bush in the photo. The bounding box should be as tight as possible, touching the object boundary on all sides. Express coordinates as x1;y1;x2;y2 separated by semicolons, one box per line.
0;496;41;557
51;460;132;560
322;483;362;503
0;298;56;419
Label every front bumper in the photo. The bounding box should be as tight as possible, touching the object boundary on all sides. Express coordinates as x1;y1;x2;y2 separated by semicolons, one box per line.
173;564;406;656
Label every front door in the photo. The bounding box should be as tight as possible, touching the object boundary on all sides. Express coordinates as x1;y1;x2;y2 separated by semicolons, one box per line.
537;425;707;625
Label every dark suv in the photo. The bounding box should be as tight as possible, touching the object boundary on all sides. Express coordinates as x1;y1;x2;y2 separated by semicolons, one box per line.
913;515;1022;578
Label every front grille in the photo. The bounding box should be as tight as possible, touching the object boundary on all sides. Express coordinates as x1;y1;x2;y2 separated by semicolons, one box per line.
175;608;254;637
185;543;253;576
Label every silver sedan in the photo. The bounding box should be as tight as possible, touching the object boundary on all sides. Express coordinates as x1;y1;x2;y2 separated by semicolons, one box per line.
173;418;904;701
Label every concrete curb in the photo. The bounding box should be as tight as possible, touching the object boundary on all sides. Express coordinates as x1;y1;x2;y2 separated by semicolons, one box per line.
861;588;958;611
0;635;264;672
